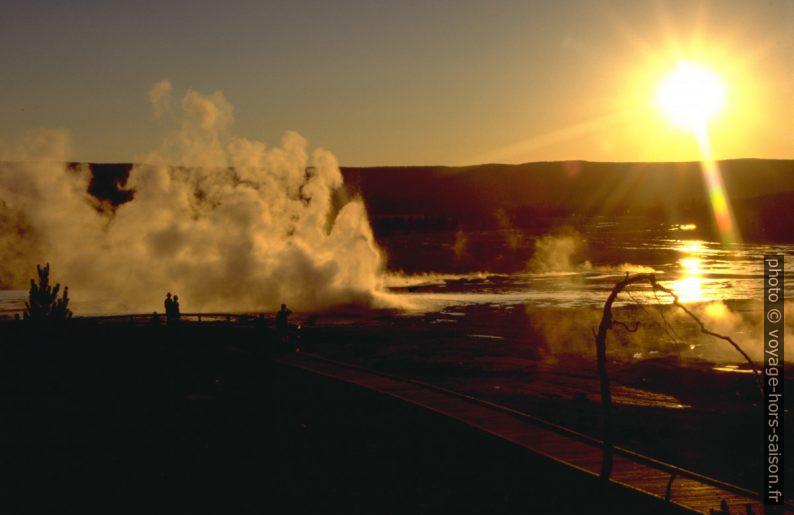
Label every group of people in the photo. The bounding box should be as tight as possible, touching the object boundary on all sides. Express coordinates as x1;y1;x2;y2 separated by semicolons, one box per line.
157;294;296;349
164;292;181;323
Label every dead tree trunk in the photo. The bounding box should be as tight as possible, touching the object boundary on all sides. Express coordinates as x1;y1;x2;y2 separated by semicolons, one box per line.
595;273;653;481
595;273;761;482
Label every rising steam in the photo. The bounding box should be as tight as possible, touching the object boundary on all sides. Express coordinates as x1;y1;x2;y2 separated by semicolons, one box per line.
528;228;585;273
0;81;393;313
527;228;657;275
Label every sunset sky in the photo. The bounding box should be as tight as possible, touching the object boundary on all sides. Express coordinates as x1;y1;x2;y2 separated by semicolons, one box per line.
1;0;791;166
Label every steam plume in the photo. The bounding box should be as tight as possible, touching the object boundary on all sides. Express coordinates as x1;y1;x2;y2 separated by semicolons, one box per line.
0;82;392;313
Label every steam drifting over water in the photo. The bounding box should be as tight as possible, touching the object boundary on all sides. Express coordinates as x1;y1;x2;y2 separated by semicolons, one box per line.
0;82;394;313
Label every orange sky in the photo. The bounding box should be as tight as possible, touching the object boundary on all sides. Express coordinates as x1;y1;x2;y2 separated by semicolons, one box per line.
0;0;791;165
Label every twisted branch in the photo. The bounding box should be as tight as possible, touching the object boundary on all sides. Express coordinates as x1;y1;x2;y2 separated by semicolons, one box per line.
595;273;761;482
612;320;640;333
651;281;762;393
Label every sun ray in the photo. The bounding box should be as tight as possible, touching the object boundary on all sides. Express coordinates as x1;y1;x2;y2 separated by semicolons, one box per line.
655;60;740;245
462;110;637;164
693;126;740;244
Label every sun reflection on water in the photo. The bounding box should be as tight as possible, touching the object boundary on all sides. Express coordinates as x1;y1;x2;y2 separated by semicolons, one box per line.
668;240;709;303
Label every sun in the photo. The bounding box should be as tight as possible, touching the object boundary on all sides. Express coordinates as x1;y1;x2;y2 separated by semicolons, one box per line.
656;61;726;130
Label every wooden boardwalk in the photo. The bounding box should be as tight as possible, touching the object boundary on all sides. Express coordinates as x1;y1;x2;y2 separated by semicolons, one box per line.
279;352;789;515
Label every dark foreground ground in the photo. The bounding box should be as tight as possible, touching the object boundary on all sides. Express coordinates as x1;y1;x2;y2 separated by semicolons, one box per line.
0;320;702;514
299;303;794;497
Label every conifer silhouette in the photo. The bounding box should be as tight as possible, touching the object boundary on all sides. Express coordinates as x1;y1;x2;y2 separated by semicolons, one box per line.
23;263;72;323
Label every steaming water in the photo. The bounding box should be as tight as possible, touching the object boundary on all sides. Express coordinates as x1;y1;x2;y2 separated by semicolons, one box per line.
3;227;791;316
388;232;794;312
382;227;794;365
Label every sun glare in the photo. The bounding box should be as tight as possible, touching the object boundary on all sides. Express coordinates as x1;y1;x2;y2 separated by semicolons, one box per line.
657;61;726;130
669;240;708;303
653;61;740;244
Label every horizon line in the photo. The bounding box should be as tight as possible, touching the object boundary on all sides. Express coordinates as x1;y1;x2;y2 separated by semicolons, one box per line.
2;156;792;170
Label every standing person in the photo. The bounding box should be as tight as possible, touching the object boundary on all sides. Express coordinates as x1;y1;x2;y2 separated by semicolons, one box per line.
173;295;181;321
275;304;292;352
164;293;174;324
275;304;291;331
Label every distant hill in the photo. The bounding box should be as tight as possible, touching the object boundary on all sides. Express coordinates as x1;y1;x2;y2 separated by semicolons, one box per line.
350;159;794;242
342;158;794;218
67;158;794;242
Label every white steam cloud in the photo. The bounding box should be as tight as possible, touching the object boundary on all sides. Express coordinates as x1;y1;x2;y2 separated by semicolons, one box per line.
528;229;585;273
0;82;394;313
527;228;656;275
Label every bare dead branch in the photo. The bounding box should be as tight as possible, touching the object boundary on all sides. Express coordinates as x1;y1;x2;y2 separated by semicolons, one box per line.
651;281;763;392
594;273;762;482
650;288;685;345
594;272;656;481
612;320;640;333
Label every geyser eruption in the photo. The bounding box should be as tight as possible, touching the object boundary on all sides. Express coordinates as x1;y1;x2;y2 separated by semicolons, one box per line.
0;82;390;313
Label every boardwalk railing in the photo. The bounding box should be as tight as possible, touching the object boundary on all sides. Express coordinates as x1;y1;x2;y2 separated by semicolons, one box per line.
293;352;767;504
70;312;270;324
282;352;794;513
0;310;270;323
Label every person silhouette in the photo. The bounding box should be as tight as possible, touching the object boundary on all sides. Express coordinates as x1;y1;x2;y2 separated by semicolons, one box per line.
275;304;291;332
164;293;174;323
275;304;292;351
173;295;181;321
